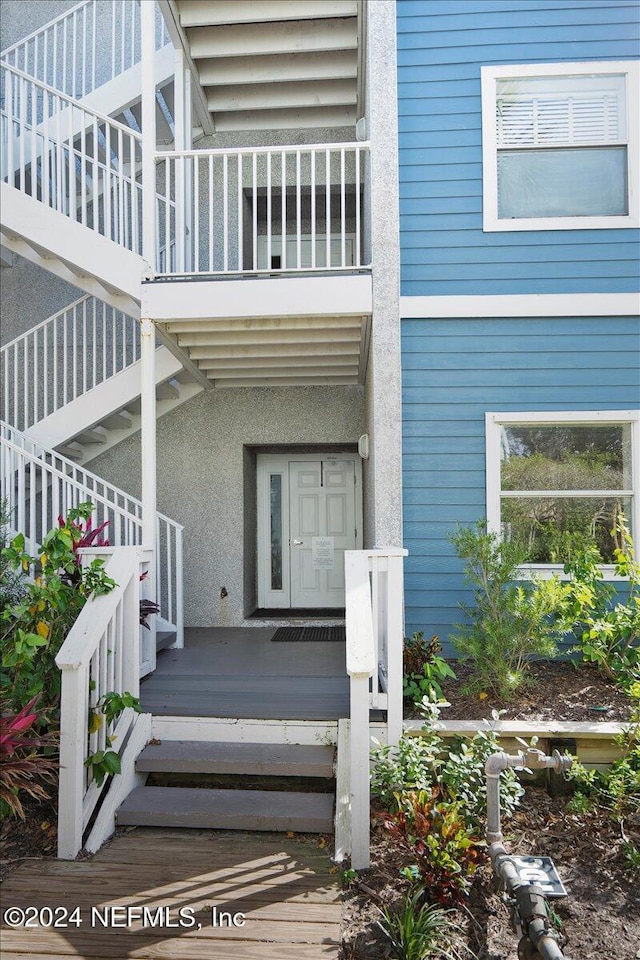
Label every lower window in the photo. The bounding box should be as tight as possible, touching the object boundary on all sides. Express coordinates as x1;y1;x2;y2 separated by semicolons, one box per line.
486;411;639;566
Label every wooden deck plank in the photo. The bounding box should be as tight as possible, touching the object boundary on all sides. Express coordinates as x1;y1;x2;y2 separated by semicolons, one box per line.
1;831;342;959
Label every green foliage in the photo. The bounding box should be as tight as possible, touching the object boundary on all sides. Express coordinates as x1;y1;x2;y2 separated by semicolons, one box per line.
377;890;463;960
371;696;523;831
0;695;57;819
86;690;141;786
0;503;116;715
449;522;567;698
553;519;640;691
568;682;639;818
622;842;640;872
0;499;27;611
383;789;485;907
403;632;457;704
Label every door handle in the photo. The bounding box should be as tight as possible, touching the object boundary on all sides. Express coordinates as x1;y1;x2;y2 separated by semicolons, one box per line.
292;539;303;545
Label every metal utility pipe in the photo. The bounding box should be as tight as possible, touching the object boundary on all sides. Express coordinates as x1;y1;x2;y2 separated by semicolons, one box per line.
485;748;573;960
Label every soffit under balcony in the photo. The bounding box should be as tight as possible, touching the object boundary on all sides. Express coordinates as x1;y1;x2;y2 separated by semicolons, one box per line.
142;273;372;388
166;0;361;132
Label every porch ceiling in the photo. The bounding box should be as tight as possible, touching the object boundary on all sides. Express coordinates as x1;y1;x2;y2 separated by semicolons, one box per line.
166;0;360;131
143;272;372;388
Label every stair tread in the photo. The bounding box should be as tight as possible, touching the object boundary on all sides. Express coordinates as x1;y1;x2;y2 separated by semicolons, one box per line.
117;786;334;832
136;740;335;777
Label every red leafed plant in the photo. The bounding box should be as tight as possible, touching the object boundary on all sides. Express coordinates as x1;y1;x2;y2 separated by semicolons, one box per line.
0;696;57;819
383;788;486;907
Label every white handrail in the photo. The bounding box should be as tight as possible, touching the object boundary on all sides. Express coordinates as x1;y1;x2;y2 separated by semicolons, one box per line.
155;142;370;276
56;547;142;858
0;295;140;432
344;547;408;870
1;0;169;101
1;62;143;255
0;422;183;643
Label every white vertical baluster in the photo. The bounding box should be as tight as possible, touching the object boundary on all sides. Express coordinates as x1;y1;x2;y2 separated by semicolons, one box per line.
92;299;97;387
72;11;78;97
7;72;15;186
111;0;116;81
23;337;29;429
80;118;87;225
223;153;228;271
164;157;170;270
53;314;58;417
120;0;126;75
325;149;331;268
68;100;76;224
355;147;361;266
266;151;272;272
63;309;68;405
102;305;106;381
43;30;48;88
82;300;87;394
311;149;316;268
92;2;97;90
91;116;99;232
55;94;63;213
193;154;199;272
19;76;26;193
82;5;87;96
104;123;112;242
30;80;38;201
281;150;286;269
236;152;243;272
296;150;301;269
252;152;257;270
54;21;59;91
208;154;214;272
166;523;173;624
118;127;124;247
33;329;39;423
340;148;346;267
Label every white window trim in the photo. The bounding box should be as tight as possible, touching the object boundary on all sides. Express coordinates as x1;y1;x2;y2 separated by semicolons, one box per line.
485;410;640;578
481;61;640;231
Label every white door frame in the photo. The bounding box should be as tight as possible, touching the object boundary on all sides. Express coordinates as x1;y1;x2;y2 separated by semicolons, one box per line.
257;452;363;609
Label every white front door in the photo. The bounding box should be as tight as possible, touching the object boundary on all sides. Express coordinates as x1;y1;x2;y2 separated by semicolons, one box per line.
257;454;362;609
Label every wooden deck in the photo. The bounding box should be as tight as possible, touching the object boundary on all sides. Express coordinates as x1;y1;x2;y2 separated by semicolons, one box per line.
0;829;342;959
140;628;350;720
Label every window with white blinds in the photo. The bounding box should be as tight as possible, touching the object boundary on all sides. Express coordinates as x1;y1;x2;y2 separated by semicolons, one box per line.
481;62;639;231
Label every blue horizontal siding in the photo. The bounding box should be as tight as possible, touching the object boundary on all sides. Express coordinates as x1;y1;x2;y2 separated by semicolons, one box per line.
401;315;640;654
397;0;640;296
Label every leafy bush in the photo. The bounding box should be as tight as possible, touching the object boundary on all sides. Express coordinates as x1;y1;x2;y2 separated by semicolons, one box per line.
403;632;456;703
0;499;27;613
1;503;116;715
371;696;523;830
0;695;57;819
86;691;141;786
449;522;567;698
377;890;464;960
383;789;485;907
555;519;639;692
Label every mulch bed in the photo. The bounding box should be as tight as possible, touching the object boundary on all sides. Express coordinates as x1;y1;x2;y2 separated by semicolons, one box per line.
342;789;640;960
425;660;633;723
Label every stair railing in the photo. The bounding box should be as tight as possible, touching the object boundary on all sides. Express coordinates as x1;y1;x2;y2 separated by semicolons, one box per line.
1;0;169;102
344;547;407;869
1;61;143;254
56;546;144;859
155;142;371;276
1;295;140;433
0;422;183;646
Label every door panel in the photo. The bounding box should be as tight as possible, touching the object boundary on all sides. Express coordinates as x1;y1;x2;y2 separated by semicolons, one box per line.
289;459;356;607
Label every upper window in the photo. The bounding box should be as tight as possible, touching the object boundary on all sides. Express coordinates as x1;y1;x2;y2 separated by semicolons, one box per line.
481;62;640;231
486;411;640;569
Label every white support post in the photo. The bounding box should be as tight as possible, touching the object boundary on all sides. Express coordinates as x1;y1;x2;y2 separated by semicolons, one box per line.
141;0;156;270
349;675;371;870
385;553;405;747
57;667;88;859
140;318;156;551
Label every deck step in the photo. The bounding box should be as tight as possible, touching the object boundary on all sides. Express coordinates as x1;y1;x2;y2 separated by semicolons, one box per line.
116;786;334;833
135;741;336;777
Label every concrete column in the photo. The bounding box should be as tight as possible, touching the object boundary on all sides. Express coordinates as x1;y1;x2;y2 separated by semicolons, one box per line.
365;0;403;547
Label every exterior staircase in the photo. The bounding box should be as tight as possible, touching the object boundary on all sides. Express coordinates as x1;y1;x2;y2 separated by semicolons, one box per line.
117;741;336;833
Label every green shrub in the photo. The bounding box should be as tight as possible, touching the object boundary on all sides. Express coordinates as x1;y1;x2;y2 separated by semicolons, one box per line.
371;696;523;831
1;503;116;716
383;789;485;908
377;890;464;960
403;632;457;704
449;522;568;698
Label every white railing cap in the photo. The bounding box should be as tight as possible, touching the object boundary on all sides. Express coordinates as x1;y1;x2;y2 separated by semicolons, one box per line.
345;551;376;678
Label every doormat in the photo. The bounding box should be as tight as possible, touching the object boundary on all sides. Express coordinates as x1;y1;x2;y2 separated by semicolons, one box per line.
271;626;346;643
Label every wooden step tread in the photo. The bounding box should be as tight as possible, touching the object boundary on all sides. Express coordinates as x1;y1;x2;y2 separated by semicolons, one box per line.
135;740;335;777
117;786;334;833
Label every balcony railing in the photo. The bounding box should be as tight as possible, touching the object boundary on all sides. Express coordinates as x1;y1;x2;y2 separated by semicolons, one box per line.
155;143;370;277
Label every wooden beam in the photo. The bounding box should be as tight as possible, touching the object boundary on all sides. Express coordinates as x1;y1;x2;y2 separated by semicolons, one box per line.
166;315;362;334
176;326;362;347
193;341;361;363
157;0;215;135
187;18;357;59
197;50;357;86
177;0;357;28
206;78;356;112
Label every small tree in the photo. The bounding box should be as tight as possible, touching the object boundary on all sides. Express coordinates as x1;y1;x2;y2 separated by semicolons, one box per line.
449;522;568;698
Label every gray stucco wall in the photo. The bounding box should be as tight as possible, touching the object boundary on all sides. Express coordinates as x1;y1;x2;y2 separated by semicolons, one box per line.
0;0;76;51
90;384;365;625
0;255;81;345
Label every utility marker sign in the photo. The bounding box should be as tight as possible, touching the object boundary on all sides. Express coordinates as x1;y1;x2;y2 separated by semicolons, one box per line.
510;856;568;897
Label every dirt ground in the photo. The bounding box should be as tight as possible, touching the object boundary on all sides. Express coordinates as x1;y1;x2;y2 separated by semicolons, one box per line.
342;789;640;960
430;660;633;723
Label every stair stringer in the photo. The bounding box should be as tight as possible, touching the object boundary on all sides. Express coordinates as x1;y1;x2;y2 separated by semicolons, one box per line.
24;348;203;466
0;183;146;316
